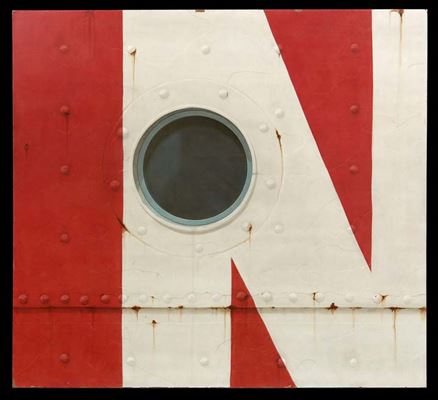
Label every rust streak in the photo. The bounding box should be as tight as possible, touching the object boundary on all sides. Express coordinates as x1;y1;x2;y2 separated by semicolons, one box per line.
276;129;285;185
380;294;388;304
151;320;157;348
390;307;399;362
327;302;338;314
23;143;30;157
419;307;427;320
131;305;140;320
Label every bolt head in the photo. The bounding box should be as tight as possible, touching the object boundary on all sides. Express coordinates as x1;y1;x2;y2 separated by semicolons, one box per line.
219;89;228;99
60;294;70;304
18;294;28;304
60;105;70;115
127;46;136;55
345;293;354;303
100;294;110;304
212;293;221;302
79;295;89;305
259;123;269;133
60;165;70;175
139;294;148;304
372;294;383;304
262;291;273;302
159;88;169;99
126;356;136;366
314;292;325;303
265;178;276;189
350;358;358;367
236;291;248;301
137;226;147;236
60;233;70;243
241;222;252;232
277;357;286;368
274;224;284;234
110;180;120;191
350;43;360;53
59;353;70;363
199;357;209;366
288;293;298;303
350;104;360;114
403;295;412;305
201;44;210;54
59;44;69;53
187;293;196;303
118;294;128;304
349;164;359;174
275;108;284;118
117;127;129;138
195;244;204;253
40;294;50;305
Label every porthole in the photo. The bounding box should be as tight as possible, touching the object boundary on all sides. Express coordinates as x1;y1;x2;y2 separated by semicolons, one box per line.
134;108;253;226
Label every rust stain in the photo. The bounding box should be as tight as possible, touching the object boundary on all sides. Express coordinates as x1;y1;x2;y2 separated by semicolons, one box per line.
390;9;404;65
390;307;399;362
312;292;317;302
195;9;205;12
276;129;285;185
130;49;136;87
419;307;427;320
131;305;140;320
116;216;131;234
177;305;183;321
327;302;338;314
151;320;157;348
380;294;388;304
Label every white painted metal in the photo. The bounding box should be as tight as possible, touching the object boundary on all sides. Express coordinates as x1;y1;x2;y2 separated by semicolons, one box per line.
119;10;427;387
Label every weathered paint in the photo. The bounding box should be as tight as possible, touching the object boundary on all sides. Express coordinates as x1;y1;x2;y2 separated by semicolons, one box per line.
13;9;426;387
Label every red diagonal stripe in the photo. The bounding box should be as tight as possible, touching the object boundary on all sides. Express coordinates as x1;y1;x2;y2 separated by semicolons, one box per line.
265;10;373;269
230;259;296;388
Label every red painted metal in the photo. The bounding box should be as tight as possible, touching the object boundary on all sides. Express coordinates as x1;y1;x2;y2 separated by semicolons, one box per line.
265;10;373;269
13;10;123;386
230;259;296;388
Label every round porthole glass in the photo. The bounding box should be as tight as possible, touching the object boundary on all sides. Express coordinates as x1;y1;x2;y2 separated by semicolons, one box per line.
134;108;253;226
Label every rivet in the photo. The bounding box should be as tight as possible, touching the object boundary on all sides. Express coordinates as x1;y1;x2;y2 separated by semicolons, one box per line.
60;105;70;115
110;180;120;191
18;294;28;304
288;293;298;303
59;44;69;53
137;226;147;236
274;224;284;234
372;294;383;304
126;356;136;366
159;88;169;99
79;295;89;305
350;104;360;114
187;293;196;303
100;294;110;304
60;233;70;243
275;108;284;118
345;293;354;303
241;221;252;232
59;353;70;363
60;165;70;175
195;244;204;253
117;127;129;138
265;178;276;189
218;89;228;99
348;224;357;233
259;123;269;133
163;294;172;304
201;44;210;55
118;294;128;304
139;294;148;304
403;295;412;305
127;46;136;55
212;293;221;302
60;294;70;304
350;43;360;53
349;164;359;174
350;358;358;367
236;291;248;301
40;294;50;305
314;292;324;303
262;291;273;302
277;357;286;368
199;357;209;366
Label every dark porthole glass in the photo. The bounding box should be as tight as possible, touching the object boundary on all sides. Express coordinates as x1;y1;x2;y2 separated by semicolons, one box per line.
134;108;253;226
